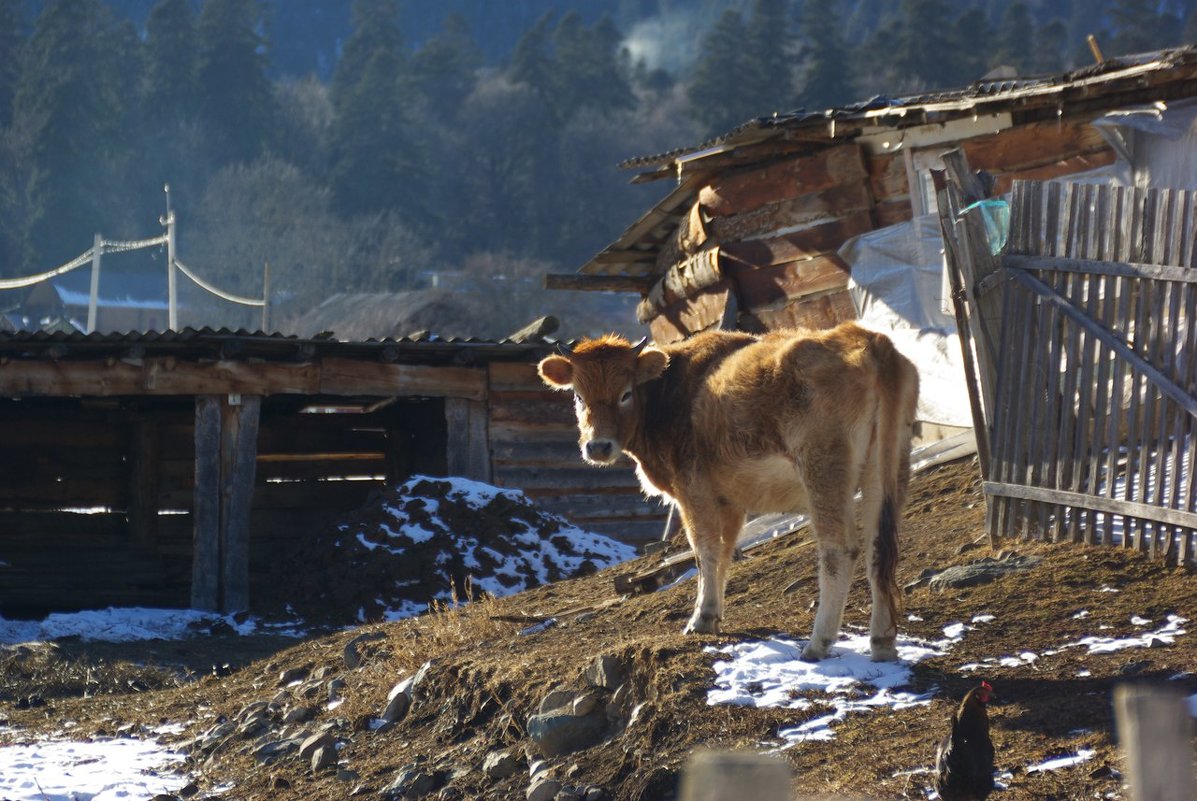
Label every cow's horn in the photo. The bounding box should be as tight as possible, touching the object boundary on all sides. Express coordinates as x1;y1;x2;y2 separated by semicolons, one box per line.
555;341;574;357
631;336;649;353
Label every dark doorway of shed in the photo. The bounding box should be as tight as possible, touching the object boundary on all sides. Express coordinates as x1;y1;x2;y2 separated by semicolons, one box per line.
0;396;448;620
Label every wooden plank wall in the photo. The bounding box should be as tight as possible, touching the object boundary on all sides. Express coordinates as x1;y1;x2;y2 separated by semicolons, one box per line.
487;362;669;546
642;117;1117;344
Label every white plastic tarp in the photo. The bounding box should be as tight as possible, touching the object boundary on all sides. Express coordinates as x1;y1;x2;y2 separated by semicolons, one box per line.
840;214;972;428
1092;97;1197;190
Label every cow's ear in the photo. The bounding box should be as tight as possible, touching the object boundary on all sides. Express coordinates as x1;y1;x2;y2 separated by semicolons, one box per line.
635;347;668;384
538;355;574;389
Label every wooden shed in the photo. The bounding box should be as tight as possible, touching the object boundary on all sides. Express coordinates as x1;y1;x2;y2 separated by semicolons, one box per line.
551;47;1197;343
0;329;664;617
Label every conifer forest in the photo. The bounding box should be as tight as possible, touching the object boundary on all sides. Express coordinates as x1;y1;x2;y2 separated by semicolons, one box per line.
0;0;1191;336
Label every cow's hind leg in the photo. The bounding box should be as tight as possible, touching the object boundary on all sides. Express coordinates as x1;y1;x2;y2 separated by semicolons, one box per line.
680;499;743;635
861;461;900;661
801;468;858;662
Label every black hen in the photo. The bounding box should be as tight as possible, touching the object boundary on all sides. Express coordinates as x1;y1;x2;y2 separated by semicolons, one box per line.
934;681;995;801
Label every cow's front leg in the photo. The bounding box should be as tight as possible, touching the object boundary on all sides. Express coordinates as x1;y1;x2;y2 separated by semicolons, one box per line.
680;500;743;635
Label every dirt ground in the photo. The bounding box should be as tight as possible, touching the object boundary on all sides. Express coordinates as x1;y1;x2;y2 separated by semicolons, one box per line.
3;458;1196;800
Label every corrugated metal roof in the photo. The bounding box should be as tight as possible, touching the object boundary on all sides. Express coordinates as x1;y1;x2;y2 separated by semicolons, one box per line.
0;326;555;364
620;47;1194;170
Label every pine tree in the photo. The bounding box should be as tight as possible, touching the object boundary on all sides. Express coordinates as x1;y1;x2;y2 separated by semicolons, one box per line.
993;3;1034;74
686;9;758;135
510;11;555;103
196;0;276;166
549;13;634;122
947;8;990;82
797;0;855;110
0;0;22;128
744;0;795;115
888;0;959;91
13;0;131;264
143;0;199;123
1032;18;1070;73
1109;0;1181;54
409;13;482;119
327;0;428;226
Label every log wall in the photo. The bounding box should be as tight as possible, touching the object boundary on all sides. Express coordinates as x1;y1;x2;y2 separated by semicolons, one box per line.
640;116;1119;343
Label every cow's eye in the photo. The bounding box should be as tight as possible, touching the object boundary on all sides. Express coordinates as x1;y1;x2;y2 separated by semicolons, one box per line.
619;389;633;405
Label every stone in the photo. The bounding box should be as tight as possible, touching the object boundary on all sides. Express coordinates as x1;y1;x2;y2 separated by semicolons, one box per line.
343;631;386;670
583;656;625;690
527;777;562;801
271;776;291;790
299;731;335;762
483;749;521;780
571;693;599;717
237;701;269;721
278;665;312;686
283;705;317;724
555;789;583;801
606;684;630;725
383;767;439;799
538;687;576;715
312;666;334;681
928;555;1043;591
337;768;361;782
329;678;348;701
583;788;605;801
252;739;298;764
527;708;607;757
177;783;199;798
311;745;337;772
382;689;411;724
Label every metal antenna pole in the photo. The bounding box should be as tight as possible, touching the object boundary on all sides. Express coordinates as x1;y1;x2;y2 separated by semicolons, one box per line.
161;184;177;331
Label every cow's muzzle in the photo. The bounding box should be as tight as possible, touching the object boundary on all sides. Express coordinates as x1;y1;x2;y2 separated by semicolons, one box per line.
582;439;617;465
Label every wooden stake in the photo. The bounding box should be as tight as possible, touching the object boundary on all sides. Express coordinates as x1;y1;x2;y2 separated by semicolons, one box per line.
1114;684;1195;801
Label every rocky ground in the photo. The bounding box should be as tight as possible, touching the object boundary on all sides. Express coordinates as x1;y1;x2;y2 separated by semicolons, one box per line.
2;458;1197;801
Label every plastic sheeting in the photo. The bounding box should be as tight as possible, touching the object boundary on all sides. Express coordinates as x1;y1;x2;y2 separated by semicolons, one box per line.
1092;97;1197;190
840;214;973;427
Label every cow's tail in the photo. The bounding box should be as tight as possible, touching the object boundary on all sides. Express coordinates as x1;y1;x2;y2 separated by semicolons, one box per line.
870;332;919;625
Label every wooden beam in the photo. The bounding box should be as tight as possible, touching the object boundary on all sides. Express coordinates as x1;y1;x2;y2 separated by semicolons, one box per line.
699;144;868;217
320;359;486;400
0;358;486;400
705;182;872;243
721;212;874;268
445;398;491;482
544;274;657;293
984;481;1197;530
730;255;851;312
220;395;259;614
192;396;221;612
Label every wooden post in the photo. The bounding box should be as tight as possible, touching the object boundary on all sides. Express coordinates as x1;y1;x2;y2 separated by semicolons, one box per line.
192;396;221;611
128;420;160;548
1114;684;1195;801
87;233;102;334
220;394;260;614
445;398;491;482
678;751;790;801
192;393;261;613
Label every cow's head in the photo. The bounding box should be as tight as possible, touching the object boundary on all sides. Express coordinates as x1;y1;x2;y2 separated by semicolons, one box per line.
538;335;669;465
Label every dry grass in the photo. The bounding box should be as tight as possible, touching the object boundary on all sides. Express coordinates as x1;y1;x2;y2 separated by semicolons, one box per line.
391;580;515;673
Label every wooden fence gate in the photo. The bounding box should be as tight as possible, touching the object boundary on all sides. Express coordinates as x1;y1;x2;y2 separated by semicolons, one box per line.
940;152;1197;565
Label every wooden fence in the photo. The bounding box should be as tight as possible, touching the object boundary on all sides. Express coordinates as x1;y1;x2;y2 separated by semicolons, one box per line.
939;152;1197;564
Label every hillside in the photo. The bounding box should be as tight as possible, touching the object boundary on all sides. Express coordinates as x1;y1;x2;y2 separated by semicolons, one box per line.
2;458;1197;800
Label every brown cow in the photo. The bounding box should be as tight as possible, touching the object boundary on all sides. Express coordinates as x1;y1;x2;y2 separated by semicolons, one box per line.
537;322;918;662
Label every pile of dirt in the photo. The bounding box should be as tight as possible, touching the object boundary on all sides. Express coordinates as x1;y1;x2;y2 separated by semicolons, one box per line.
4;458;1197;801
259;475;637;627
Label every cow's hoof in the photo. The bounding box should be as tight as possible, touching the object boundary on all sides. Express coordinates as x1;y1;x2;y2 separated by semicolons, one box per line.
800;640;831;662
683;612;720;635
870;638;899;662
